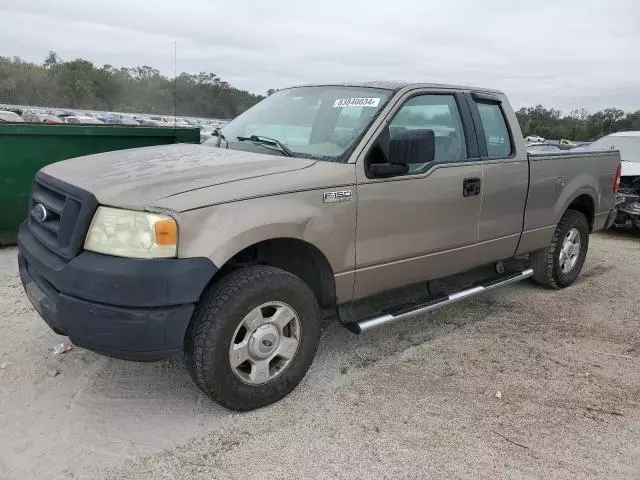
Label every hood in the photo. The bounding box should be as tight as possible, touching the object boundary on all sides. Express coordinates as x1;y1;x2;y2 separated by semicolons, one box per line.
42;144;316;210
621;160;640;177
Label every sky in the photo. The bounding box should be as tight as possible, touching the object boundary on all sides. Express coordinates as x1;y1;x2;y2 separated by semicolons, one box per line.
0;0;638;112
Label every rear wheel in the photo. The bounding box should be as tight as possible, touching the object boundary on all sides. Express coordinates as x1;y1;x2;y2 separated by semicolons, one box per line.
184;265;321;411
532;209;589;289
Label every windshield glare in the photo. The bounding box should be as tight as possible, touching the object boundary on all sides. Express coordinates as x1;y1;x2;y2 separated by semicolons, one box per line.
209;86;392;162
588;135;640;163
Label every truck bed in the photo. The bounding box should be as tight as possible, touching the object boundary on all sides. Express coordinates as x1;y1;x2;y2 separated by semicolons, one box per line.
517;149;620;254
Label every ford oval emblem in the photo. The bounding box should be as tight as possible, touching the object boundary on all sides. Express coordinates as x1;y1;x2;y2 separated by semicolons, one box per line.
32;203;48;224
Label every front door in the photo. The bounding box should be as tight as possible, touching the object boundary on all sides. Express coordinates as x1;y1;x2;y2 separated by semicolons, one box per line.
353;90;486;299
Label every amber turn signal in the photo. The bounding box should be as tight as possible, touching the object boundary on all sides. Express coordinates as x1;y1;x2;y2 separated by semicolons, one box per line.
155;219;178;246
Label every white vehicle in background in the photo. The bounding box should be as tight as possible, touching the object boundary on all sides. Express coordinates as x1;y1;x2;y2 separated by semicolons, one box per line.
199;125;217;142
148;116;173;126
525;135;545;143
586;131;640;229
63;115;105;125
117;116;141;126
171;117;191;127
136;117;163;126
0;110;24;122
526;143;564;153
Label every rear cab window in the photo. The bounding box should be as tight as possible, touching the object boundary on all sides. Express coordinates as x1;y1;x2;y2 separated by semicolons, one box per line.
473;99;513;158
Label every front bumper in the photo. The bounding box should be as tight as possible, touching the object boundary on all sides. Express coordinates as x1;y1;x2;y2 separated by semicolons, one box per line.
18;222;216;361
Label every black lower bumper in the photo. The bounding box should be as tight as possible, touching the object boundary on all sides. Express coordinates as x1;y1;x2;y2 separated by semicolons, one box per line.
18;223;217;361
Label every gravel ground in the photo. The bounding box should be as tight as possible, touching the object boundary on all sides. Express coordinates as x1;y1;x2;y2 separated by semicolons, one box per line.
0;231;638;480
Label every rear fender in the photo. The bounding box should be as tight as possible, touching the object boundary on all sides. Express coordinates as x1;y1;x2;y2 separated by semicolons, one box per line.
554;177;599;225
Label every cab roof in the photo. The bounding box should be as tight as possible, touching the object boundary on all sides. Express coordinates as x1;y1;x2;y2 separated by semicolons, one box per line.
292;80;503;94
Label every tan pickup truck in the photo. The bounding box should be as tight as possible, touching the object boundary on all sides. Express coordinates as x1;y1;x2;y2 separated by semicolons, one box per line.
18;82;620;410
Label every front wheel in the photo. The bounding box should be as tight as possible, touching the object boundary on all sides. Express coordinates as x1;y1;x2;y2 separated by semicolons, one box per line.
184;265;321;411
531;209;589;289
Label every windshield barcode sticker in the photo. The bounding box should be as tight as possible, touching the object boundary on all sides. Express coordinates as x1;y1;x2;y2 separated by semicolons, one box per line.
333;97;381;108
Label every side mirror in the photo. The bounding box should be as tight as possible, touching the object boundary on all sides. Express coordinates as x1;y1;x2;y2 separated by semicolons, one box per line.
389;129;435;165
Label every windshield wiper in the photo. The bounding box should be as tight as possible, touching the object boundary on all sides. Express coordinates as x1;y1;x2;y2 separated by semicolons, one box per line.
236;135;293;157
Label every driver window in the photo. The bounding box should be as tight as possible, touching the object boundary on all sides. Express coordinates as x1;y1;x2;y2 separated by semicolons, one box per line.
389;94;467;172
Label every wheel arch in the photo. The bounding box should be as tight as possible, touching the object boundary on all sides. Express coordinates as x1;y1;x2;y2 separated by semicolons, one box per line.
565;193;596;231
213;237;336;309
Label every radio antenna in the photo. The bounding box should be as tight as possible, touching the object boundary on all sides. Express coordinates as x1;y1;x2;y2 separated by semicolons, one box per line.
173;41;177;126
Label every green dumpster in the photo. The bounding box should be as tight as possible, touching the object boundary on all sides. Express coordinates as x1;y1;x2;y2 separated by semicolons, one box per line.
1;123;200;245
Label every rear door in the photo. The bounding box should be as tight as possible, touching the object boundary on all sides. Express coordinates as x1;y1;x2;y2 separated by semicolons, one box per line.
353;89;485;300
466;92;529;258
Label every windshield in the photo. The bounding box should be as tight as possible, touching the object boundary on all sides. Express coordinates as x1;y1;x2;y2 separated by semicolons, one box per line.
207;86;392;162
588;134;640;163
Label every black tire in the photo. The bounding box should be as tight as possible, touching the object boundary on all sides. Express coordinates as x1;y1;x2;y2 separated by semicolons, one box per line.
531;209;590;289
184;265;321;411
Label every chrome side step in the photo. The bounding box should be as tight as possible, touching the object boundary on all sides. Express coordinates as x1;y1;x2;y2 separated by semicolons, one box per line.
346;268;534;334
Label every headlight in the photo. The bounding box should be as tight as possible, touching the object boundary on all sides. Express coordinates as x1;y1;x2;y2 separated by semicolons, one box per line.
84;206;178;258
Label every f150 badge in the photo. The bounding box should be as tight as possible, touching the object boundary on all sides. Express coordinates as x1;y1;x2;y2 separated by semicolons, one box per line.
323;190;352;203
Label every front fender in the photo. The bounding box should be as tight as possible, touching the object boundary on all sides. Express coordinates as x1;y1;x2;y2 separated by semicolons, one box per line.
176;191;357;276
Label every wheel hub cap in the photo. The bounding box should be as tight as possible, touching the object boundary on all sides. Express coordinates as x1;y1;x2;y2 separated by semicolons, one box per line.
559;227;581;273
229;301;301;385
249;325;280;358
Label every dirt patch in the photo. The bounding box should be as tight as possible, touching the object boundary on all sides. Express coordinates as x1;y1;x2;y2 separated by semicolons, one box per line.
0;231;639;480
578;262;614;279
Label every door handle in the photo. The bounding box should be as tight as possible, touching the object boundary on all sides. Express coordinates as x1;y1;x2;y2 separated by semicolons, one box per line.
463;177;481;197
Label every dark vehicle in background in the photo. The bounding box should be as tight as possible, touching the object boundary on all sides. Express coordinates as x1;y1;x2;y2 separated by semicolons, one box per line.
586;131;640;229
47;109;75;118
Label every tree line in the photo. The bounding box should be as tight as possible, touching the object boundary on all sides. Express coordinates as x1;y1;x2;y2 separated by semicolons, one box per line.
1;53;639;139
0;52;263;119
516;106;640;141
